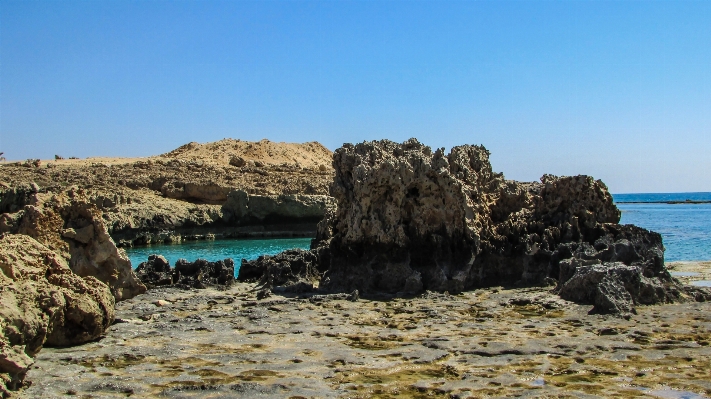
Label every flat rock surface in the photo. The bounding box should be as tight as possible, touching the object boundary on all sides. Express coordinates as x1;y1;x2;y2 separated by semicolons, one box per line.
22;277;711;398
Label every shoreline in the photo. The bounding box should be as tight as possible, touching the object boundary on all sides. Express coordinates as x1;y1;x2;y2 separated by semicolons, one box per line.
23;282;711;398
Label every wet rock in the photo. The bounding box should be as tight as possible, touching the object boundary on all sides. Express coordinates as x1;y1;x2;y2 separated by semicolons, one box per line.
0;234;114;395
237;249;326;292
135;255;175;289
174;258;235;288
136;256;235;289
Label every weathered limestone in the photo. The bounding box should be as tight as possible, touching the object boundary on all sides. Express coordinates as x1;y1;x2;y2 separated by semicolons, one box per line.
0;234;115;395
307;139;705;314
221;190;334;225
0;190;146;301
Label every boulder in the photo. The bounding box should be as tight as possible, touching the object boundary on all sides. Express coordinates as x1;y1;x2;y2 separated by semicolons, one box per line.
0;234;115;395
61;200;146;301
174;258;234;288
134;255;174;289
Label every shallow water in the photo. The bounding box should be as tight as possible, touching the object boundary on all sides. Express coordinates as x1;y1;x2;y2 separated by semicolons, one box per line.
123;192;711;275
124;237;312;276
614;193;711;262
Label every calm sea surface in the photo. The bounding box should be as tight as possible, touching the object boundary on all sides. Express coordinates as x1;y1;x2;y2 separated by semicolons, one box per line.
124;192;711;273
614;192;711;262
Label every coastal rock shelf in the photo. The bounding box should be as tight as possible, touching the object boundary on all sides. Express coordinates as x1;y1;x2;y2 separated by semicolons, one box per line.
21;284;711;398
0;139;336;247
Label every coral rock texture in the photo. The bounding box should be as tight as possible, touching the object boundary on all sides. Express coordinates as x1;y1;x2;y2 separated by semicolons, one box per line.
315;139;701;313
0;234;114;395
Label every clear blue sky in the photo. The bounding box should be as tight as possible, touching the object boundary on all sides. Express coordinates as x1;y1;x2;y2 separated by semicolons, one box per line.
2;1;710;193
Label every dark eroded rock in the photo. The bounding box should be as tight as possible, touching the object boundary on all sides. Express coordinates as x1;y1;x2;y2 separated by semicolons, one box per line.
303;138;703;314
238;249;327;293
136;256;235;289
134;255;174;289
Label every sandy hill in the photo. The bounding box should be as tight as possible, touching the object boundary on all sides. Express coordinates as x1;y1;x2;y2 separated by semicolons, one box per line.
160;139;333;169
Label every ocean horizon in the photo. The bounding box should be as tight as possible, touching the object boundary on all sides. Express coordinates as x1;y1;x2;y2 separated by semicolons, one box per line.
614;192;711;262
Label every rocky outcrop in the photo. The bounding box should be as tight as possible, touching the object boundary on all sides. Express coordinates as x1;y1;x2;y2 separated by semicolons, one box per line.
0;190;146;301
0;234;114;396
310;138;702;314
135;256;234;289
237;248;327;293
134;255;175;289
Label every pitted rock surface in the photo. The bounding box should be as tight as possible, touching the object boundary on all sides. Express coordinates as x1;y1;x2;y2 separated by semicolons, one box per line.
238;248;328;293
0;234;114;395
134;255;174;289
0;190;146;301
20;282;711;398
313;139;703;314
136;256;235;289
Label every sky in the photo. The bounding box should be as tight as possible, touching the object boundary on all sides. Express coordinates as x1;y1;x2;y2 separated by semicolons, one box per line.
1;1;710;193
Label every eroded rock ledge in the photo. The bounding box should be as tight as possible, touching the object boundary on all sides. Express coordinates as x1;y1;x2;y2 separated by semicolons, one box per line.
250;139;708;314
0;234;115;395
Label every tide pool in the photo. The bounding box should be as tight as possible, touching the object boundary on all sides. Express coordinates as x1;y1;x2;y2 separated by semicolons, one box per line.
124;237;312;275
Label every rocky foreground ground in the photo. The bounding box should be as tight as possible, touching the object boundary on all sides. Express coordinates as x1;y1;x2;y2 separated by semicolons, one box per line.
19;261;710;399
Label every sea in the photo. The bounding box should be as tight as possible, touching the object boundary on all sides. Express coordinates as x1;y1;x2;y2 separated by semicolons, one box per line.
124;192;711;274
615;192;711;263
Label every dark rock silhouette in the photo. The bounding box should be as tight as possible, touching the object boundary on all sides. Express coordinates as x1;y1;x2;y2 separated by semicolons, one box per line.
135;256;234;289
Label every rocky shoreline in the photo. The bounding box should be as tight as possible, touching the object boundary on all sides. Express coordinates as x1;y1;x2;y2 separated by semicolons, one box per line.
22;266;711;398
2;138;710;398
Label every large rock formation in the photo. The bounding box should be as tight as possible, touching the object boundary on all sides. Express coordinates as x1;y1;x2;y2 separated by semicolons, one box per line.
0;190;146;301
0;234;115;395
308;139;704;314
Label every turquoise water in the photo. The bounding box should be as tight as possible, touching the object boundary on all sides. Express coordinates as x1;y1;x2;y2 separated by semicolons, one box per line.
124;237;312;274
614;193;711;262
124;192;711;274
